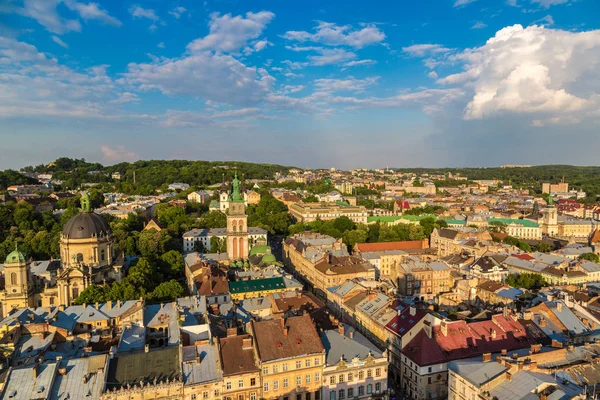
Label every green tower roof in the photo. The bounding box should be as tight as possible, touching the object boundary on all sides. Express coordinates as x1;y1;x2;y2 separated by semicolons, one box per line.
261;253;277;264
5;244;25;264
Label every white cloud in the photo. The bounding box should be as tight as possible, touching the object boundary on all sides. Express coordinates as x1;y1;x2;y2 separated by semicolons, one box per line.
122;53;275;106
533;15;554;26
428;71;438;79
314;77;379;93
129;5;159;21
63;0;122;27
187;11;275;53
254;40;269;52
437;25;600;123
453;0;478;7
157;42;165;48
129;5;162;30
168;6;188;19
110;92;140;104
17;0;81;34
402;44;452;57
51;36;68;48
471;21;487;29
101;145;139;162
15;0;120;34
280;85;305;94
307;48;356;66
531;0;571;8
282;21;385;49
344;59;377;67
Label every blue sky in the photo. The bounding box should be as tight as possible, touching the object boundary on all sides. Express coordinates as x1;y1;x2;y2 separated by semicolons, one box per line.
1;0;599;169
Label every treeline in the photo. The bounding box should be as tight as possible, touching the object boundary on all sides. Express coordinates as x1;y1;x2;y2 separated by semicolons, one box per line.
0;170;37;190
288;216;447;247
19;158;295;195
399;165;600;200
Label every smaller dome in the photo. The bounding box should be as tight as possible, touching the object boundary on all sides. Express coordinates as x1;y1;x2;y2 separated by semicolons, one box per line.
261;253;277;263
5;249;26;264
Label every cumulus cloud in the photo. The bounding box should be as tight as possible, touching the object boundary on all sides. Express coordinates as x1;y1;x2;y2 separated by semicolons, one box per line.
344;59;377;67
16;0;121;34
313;77;379;93
168;6;188;19
282;21;385;49
453;0;478;7
402;44;452;57
531;0;571;8
129;5;162;30
436;25;600;123
122;53;275;106
17;0;81;34
101;145;139;162
471;21;487;29
51;36;68;48
110;92;140;104
307;48;356;66
63;0;122;27
187;11;274;53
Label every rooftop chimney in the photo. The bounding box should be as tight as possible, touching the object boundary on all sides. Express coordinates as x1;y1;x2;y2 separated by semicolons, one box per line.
283;327;289;336
32;363;39;379
226;327;237;337
242;337;253;350
338;324;344;336
410;306;416;316
556;302;563;312
145;344;149;353
349;331;354;339
482;353;492;363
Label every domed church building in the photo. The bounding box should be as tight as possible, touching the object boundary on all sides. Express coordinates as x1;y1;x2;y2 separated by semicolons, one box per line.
53;193;118;305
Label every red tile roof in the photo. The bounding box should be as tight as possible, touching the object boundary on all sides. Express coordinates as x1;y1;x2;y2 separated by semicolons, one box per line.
385;307;427;337
251;315;324;362
402;314;533;366
512;253;535;261
355;240;428;253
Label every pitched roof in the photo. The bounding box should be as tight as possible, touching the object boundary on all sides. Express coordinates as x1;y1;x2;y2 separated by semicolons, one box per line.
219;334;259;376
252;314;324;362
106;346;180;390
355;240;428;253
402;314;533;366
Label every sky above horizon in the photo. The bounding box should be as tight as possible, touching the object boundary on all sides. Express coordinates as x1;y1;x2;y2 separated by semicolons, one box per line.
1;0;599;170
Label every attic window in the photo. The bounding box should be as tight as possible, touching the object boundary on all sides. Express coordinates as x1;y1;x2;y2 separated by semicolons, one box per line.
276;342;283;348
36;386;45;393
8;390;16;398
296;338;302;345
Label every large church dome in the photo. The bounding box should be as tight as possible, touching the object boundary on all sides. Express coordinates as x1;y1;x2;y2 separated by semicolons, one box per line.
62;212;111;240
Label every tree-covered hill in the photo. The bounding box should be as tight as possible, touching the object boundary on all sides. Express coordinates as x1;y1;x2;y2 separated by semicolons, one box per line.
16;158;296;194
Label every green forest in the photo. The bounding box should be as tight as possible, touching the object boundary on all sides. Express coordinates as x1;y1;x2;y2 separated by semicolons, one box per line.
10;158;294;194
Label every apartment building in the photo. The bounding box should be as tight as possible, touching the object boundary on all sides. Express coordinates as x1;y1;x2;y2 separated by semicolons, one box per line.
283;234;375;297
250;315;326;400
219;332;262;400
322;325;388;400
400;314;534;400
397;260;452;301
288;202;368;224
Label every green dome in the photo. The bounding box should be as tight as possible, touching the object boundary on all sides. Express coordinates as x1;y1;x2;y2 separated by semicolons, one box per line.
5;249;26;264
249;245;270;257
261;253;277;263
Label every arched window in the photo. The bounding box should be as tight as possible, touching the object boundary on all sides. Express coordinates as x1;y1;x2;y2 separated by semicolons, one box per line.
10;272;17;286
76;253;84;263
100;249;105;262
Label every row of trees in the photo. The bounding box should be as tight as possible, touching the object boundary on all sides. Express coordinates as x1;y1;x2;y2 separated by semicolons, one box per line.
19;158;293;195
287;216;447;247
74;251;187;305
506;273;547;290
